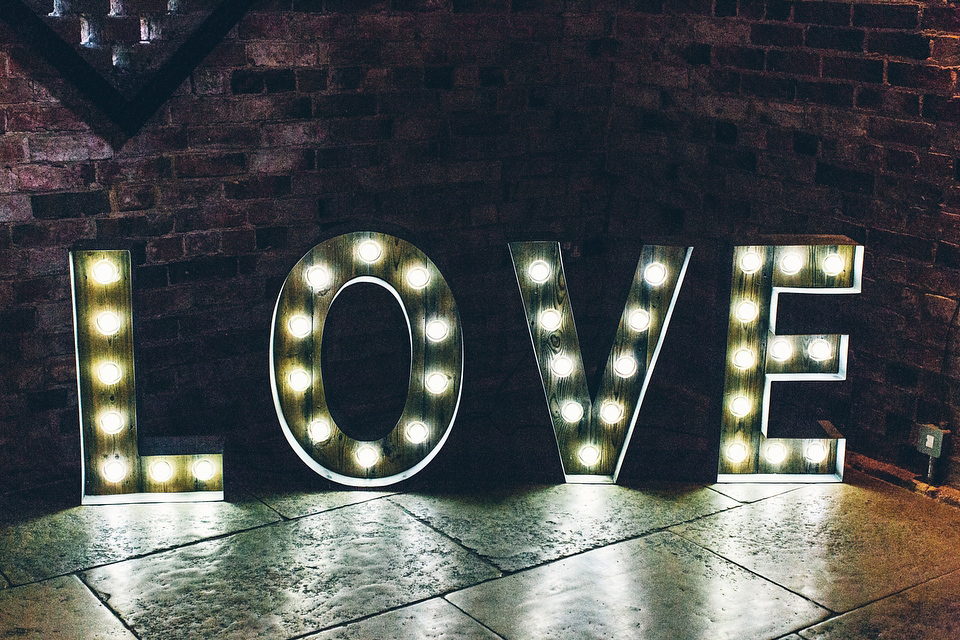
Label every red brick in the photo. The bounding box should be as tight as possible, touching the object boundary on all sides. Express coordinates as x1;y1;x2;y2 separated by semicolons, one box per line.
867;32;930;61
794;2;851;26
853;4;918;29
823;56;882;83
888;62;954;92
867;117;934;147
176;153;247;178
15;164;95;192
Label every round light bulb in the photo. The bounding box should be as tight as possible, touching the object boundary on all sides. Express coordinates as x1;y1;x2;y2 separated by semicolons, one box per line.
551;355;574;378
304;265;332;290
193;459;215;481
770;338;793;362
628;309;651;332
150;460;173;483
732;348;756;370
288;368;311;392
614;355;638;378
807;338;832;361
804;441;828;464
309;418;331;443
405;421;429;444
779;252;803;275
726;442;748;464
102;459;126;483
765;442;787;464
729;395;751;418
95;311;121;336
539;309;562;331
425;372;448;394
287;314;312;338
643;262;667;286
98;362;122;385
92;259;120;284
528;260;551;283
599;401;623;424
822;253;845;276
425;319;450;342
357;240;382;263
578;444;601;467
561;401;584;422
735;300;758;323
739;251;762;274
406;266;430;289
99;411;124;434
356;445;379;468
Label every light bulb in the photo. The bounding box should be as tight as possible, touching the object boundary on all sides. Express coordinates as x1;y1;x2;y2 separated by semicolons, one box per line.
99;411;124;434
599;401;623;424
726;442;748;464
406;266;430;289
98;362;122;385
770;338;793;362
304;265;332;290
539;308;562;331
561;401;584;422
628;309;651;332
729;395;751;418
578;444;601;467
735;300;758;323
102;459;126;483
739;251;762;274
309;418;331;443
779;251;803;275
92;259;120;284
425;372;448;394
193;458;215;481
807;338;832;361
150;460;173;483
356;445;379;468
732;348;756;369
425;319;449;342
287;314;312;338
405;421;429;444
804;441;828;464
643;262;667;286
528;260;551;283
822;253;845;276
765;442;787;464
614;355;638;378
288;368;311;392
357;240;382;263
95;311;121;335
551;355;574;378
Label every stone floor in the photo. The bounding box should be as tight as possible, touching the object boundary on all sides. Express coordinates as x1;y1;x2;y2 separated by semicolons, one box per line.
1;467;960;639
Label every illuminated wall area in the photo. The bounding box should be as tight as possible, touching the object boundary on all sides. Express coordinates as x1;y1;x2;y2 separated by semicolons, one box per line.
718;240;864;483
510;242;692;483
270;232;463;487
70;250;224;504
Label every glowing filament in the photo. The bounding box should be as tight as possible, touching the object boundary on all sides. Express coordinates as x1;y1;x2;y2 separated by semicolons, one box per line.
405;421;429;444
357;240;383;263
406;266;430;289
561;401;584;422
539;309;562;331
735;300;758;323
309;419;331;443
99;411;124;434
732;348;756;370
599;401;623;424
739;251;762;274
614;355;638;378
643;262;667;286
92;259;121;284
528;260;551;283
779;252;803;275
729;395;751;418
305;265;332;290
193;459;215;481
726;442;748;464
98;362;122;385
628;309;651;332
765;443;787;464
288;369;311;392
425;372;449;394
150;460;173;483
356;445;379;468
551;355;574;378
822;253;845;276
804;441;828;464
287;315;312;338
578;444;601;467
770;338;793;362
96;311;121;335
102;459;127;483
807;339;832;361
425;319;450;342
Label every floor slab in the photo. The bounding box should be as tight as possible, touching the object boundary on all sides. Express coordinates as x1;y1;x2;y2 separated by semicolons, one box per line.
390;483;738;572
797;569;960;639
83;498;500;638
0;575;134;639
672;471;960;613
447;531;829;640
0;494;281;585
709;483;805;503
305;597;502;639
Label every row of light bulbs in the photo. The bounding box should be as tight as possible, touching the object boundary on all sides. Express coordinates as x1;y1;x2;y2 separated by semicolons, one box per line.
301;416;432;469
725;440;829;465
739;250;846;277
101;457;217;484
730;337;833;371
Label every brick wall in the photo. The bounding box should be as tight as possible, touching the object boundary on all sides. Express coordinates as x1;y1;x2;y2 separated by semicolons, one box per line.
1;0;959;491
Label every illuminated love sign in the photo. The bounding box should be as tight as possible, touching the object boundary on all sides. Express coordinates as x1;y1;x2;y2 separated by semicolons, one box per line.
70;233;862;502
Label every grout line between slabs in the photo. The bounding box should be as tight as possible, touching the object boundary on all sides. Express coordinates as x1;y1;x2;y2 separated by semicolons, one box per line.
76;571;143;640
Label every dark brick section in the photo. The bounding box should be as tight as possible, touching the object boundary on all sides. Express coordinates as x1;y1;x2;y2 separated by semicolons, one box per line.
805;27;865;53
815;162;874;194
31;191;110;219
867;33;931;61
